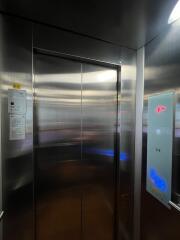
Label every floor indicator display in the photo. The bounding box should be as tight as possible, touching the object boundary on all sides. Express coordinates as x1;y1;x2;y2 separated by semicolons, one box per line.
146;92;174;207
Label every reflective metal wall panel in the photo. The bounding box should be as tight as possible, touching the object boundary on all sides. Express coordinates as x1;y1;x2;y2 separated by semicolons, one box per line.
142;18;180;240
0;46;2;239
134;47;144;240
0;14;137;240
82;64;117;240
33;25;137;240
34;54;82;240
118;49;136;240
34;53;118;240
0;15;33;240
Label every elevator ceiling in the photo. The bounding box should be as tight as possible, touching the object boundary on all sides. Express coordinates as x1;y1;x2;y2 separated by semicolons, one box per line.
0;0;178;49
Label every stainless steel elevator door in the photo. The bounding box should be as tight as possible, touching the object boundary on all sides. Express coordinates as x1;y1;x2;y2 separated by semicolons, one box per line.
82;64;117;240
34;54;82;240
34;53;117;240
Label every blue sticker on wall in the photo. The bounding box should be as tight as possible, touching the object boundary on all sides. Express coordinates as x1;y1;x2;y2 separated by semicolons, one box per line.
146;92;174;208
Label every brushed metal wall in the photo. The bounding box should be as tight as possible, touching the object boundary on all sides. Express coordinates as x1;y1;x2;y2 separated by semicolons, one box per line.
142;18;180;240
134;47;144;240
34;54;82;240
34;53;117;240
82;63;117;240
0;15;33;240
0;51;2;239
118;49;136;240
33;24;137;240
0;13;136;240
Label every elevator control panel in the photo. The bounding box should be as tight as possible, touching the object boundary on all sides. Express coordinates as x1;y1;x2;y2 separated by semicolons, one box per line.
146;92;174;208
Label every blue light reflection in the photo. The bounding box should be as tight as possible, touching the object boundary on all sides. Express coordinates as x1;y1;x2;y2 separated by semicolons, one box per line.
120;152;128;161
149;168;167;192
85;148;128;161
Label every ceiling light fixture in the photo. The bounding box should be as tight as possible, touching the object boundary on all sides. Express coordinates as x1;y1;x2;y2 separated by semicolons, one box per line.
168;0;180;24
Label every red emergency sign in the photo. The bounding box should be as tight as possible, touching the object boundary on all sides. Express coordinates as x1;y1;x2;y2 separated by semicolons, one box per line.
155;105;167;113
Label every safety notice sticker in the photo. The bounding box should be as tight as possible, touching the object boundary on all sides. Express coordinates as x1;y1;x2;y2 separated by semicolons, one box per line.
9;115;26;140
8;89;26;115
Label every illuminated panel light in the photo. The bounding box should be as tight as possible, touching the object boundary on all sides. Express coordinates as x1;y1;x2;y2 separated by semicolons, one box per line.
168;0;180;24
155;105;167;113
149;168;167;192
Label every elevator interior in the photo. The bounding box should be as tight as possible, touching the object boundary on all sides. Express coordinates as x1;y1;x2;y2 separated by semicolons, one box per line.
1;0;180;240
0;16;136;239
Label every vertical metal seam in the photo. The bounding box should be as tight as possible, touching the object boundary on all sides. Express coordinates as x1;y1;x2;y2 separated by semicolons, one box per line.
0;30;2;240
80;63;84;240
114;66;121;240
32;24;37;240
133;47;144;240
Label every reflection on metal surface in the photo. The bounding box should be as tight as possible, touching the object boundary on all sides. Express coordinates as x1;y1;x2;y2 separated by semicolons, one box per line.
142;17;180;240
34;54;82;240
169;201;180;212
133;47;144;240
118;50;136;240
0;13;138;240
0;15;33;240
34;53;117;240
82;63;117;240
36;70;116;84
0;39;2;239
0;211;4;220
85;148;128;161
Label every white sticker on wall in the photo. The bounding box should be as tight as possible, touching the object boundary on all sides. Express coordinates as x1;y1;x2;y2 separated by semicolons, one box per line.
9;115;26;140
8;89;26;115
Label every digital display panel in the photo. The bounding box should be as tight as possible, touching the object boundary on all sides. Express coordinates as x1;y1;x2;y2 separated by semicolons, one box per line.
146;92;174;207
